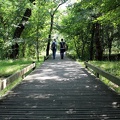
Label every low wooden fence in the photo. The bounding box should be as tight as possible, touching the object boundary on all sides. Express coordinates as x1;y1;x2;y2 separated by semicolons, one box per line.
84;62;120;86
0;62;36;91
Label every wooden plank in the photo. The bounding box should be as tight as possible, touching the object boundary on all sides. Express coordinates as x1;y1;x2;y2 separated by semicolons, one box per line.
84;62;120;86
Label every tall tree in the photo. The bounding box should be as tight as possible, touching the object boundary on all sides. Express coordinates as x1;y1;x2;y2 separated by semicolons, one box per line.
46;0;68;56
11;0;35;59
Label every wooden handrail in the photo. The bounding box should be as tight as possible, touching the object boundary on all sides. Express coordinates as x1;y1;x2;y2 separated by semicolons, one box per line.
84;62;120;86
0;62;36;91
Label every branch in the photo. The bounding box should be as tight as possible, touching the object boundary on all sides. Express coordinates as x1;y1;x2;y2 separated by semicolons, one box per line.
53;1;67;15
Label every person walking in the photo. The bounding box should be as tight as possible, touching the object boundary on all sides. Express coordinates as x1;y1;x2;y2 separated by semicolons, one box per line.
60;39;66;59
51;39;57;59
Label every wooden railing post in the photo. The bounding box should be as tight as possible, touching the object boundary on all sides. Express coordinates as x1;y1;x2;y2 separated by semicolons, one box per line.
96;73;99;78
0;80;2;90
32;62;36;70
2;79;7;89
85;61;88;68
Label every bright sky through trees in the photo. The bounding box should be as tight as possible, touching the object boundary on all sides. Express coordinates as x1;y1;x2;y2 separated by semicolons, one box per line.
59;0;77;10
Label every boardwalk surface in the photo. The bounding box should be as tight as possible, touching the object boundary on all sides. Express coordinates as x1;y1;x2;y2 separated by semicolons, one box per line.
0;54;120;120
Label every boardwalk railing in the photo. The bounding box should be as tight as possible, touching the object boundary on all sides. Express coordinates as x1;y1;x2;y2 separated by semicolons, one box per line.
84;61;120;86
0;62;36;91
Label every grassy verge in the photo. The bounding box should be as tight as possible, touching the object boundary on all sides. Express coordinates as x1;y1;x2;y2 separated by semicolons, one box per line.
78;60;120;94
0;57;44;97
89;61;120;94
89;61;120;78
0;57;44;79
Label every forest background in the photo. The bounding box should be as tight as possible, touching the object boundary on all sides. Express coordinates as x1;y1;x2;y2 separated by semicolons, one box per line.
0;0;120;61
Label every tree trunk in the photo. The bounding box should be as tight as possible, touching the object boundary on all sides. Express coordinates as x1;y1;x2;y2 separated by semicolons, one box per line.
46;35;51;56
36;24;39;62
106;27;113;61
45;2;65;56
10;43;19;59
81;33;85;59
94;22;103;60
11;0;35;59
36;38;39;62
22;42;25;58
11;8;31;59
108;36;113;61
46;15;54;56
89;23;95;60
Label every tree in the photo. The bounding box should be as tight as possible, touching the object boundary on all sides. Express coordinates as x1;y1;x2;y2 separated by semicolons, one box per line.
46;0;68;56
58;0;120;60
18;0;48;59
0;0;119;61
10;0;35;59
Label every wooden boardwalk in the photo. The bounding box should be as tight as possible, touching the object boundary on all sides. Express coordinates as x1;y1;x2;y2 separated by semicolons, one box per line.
0;54;120;120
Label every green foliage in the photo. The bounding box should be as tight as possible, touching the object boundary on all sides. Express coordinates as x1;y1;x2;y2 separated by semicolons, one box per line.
98;0;120;26
0;0;119;60
0;0;50;59
58;0;120;60
0;0;33;59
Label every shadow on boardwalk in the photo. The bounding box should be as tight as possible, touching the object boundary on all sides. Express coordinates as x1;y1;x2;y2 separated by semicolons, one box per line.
0;53;120;120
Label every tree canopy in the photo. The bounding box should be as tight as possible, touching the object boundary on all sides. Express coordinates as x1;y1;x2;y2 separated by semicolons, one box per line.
59;0;120;60
0;0;119;61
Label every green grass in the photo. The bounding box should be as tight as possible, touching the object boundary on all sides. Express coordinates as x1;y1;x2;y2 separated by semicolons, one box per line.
89;61;120;78
77;60;120;93
0;57;44;97
87;61;120;94
0;57;44;79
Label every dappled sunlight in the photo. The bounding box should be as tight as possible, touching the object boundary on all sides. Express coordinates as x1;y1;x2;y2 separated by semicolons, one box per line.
23;57;89;84
112;102;119;108
99;114;109;120
85;85;100;89
26;93;54;99
85;85;90;88
1;55;120;120
35;76;59;81
66;109;76;114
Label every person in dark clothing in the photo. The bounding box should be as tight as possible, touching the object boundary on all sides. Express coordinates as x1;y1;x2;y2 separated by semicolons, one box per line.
60;39;66;59
51;39;57;59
